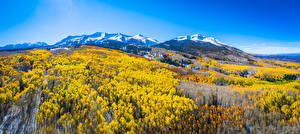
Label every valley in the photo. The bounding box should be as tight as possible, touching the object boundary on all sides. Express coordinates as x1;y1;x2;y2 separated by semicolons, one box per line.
0;33;299;133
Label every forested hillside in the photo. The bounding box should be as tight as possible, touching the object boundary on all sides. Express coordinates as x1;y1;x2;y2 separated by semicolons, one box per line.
0;46;299;133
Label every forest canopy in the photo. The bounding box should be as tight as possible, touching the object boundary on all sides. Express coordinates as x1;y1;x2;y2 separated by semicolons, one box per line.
0;46;299;133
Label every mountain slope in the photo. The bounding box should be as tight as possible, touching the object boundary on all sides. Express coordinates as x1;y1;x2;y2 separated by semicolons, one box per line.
154;34;258;64
54;32;159;47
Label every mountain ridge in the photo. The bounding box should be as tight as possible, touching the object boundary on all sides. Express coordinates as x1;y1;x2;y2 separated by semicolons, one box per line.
0;32;260;64
54;32;159;47
174;34;232;48
153;34;255;63
0;42;49;51
0;32;235;50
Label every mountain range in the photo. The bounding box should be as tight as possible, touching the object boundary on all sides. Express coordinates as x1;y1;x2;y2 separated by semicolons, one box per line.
0;32;260;64
0;42;49;50
0;32;159;50
54;32;159;47
0;32;234;50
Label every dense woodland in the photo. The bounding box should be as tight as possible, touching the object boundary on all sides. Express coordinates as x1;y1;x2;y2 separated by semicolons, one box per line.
0;46;299;133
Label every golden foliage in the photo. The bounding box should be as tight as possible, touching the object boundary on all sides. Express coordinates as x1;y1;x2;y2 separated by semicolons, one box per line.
1;46;299;133
1;47;196;133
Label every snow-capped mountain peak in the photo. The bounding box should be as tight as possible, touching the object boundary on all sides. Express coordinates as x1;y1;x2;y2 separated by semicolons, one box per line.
174;34;231;47
190;34;206;41
0;42;49;50
129;34;159;46
133;33;144;38
174;35;188;41
55;32;159;46
174;34;206;41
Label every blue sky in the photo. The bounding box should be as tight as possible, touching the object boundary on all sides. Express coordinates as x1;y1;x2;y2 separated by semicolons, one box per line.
0;0;299;54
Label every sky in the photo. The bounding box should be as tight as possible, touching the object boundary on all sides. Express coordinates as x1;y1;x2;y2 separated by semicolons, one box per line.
0;0;299;54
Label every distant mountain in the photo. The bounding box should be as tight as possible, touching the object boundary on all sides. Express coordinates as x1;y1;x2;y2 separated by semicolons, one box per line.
154;34;258;63
0;32;159;51
173;34;233;49
0;32;261;64
0;42;49;51
54;32;159;47
255;53;300;63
